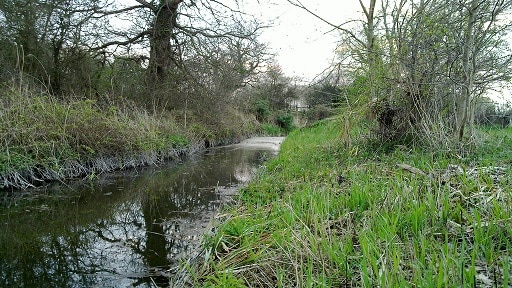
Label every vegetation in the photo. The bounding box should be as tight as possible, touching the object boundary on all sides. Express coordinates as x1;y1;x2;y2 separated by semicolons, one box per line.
304;83;341;108
0;0;286;190
2;0;512;286
0;82;264;189
474;97;512;127
292;0;512;147
184;118;512;287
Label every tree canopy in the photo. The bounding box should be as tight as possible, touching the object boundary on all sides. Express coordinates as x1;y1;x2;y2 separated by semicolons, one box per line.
0;0;267;111
291;0;512;146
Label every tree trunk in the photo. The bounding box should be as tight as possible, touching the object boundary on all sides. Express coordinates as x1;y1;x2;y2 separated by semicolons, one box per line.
147;0;183;84
359;0;377;99
457;0;478;140
50;42;62;96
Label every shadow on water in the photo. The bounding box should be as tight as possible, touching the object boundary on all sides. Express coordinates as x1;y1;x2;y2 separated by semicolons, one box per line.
0;138;283;287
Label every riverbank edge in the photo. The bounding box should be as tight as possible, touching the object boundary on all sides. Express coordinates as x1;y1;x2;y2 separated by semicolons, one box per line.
0;134;257;191
174;119;512;287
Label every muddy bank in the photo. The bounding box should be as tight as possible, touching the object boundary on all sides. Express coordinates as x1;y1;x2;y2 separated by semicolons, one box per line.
0;135;277;191
0;146;194;191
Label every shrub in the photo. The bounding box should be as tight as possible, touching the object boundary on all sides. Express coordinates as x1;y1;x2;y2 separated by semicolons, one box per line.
305;105;336;122
253;99;270;122
275;112;295;132
261;123;282;136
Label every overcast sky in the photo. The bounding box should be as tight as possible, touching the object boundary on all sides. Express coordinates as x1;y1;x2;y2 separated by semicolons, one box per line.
245;1;511;102
242;1;363;81
115;0;362;81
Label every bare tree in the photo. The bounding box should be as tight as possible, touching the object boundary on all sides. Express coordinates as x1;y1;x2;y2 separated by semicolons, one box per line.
288;0;512;146
1;0;266;107
91;1;264;87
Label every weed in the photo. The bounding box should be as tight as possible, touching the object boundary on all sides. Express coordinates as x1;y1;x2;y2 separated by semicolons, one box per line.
275;112;295;132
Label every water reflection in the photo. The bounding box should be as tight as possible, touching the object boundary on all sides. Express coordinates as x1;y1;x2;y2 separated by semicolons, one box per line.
0;140;282;287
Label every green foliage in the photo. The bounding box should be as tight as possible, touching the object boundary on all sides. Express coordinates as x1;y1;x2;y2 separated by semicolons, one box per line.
0;149;36;173
167;134;189;148
275;112;295;132
363;132;414;155
261;123;282;136
195;119;512;287
338;75;369;107
253;99;270;122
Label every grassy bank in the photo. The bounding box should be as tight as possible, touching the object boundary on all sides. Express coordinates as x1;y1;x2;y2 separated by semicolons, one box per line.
185;119;512;287
0;87;259;190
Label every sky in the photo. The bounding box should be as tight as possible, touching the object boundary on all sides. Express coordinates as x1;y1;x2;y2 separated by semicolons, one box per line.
116;0;362;82
245;1;511;102
241;1;363;81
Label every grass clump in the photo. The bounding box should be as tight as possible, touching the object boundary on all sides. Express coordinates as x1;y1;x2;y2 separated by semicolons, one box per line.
186;117;512;287
0;87;191;189
260;123;284;136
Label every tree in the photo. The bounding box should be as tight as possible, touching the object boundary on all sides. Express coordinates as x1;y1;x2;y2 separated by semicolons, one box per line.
234;64;298;122
93;1;264;90
0;0;112;96
381;0;512;142
305;83;341;107
165;29;268;126
254;65;298;111
1;0;266;110
289;0;512;146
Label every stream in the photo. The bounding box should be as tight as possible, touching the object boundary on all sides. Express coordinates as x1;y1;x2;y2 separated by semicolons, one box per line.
0;137;284;287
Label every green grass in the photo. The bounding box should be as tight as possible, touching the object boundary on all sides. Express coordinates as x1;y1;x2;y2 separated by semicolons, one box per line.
189;118;512;287
0;86;258;189
260;123;291;136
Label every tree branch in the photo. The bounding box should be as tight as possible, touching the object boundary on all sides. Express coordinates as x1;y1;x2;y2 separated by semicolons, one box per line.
92;4;148;17
358;0;370;18
91;30;150;51
287;0;366;47
134;0;157;11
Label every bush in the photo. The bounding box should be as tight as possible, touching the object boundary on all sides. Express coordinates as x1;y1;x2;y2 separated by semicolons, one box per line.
261;123;282;136
253;99;270;122
305;105;336;122
275;112;295;132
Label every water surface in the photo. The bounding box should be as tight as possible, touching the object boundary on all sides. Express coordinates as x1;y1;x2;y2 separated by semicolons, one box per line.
0;137;284;287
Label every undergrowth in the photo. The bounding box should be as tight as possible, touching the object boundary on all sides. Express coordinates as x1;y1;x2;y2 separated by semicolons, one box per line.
184;117;512;287
0;85;258;190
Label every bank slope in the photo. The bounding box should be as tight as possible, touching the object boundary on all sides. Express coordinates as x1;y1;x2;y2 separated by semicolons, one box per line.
0;92;260;190
193;119;512;287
